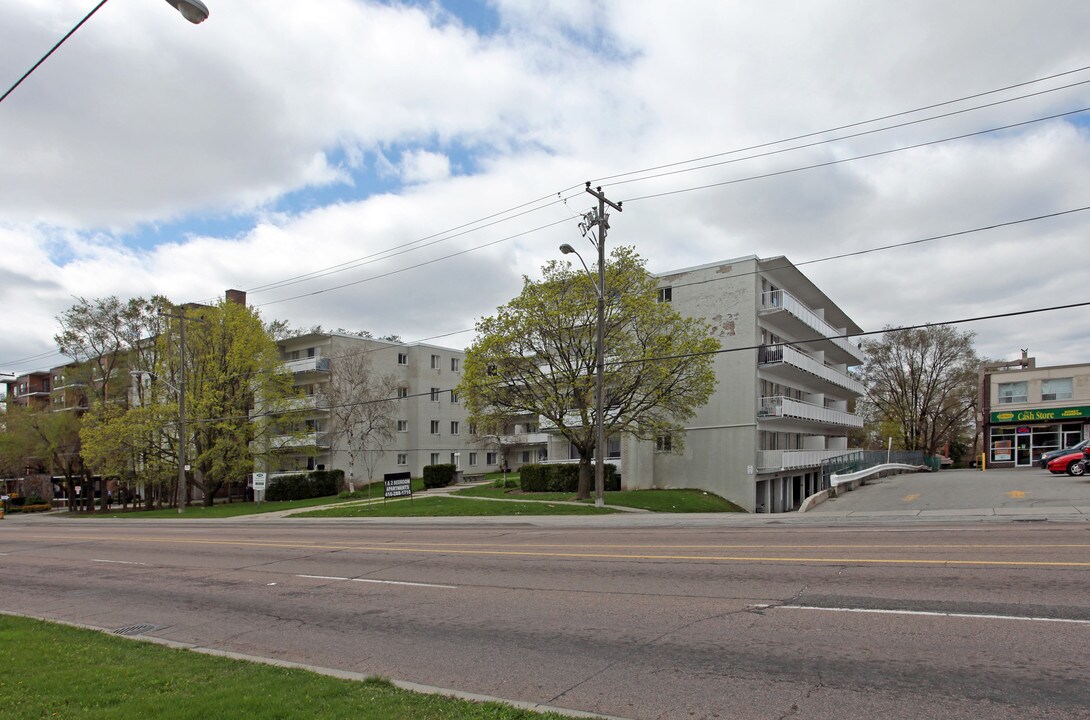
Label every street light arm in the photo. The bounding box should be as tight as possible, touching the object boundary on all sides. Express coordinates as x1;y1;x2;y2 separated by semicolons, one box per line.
558;244;603;300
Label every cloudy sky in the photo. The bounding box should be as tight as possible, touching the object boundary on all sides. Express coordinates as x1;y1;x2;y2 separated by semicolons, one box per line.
2;0;1089;380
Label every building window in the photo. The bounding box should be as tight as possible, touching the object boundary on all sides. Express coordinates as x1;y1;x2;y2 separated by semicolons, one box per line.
486;451;498;465
469;452;477;466
397;352;408;365
998;381;1028;404
468;422;478;435
451;357;461;372
431;354;441;369
430;387;441;402
658;287;672;303
430;453;440;465
397;386;409;398
430;420;440;434
397;453;408;466
519;451;530;463
1041;378;1073;402
656;435;672;452
397;420;408;432
450;452;458;465
450;390;459;403
450;421;459;435
607;437;621;459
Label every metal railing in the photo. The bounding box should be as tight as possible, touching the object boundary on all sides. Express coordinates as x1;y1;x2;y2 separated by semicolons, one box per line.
819;450;927;490
758;344;865;395
758;396;864;428
760;289;865;361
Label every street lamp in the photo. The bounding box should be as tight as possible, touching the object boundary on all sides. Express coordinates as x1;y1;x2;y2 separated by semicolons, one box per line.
1;0;210;106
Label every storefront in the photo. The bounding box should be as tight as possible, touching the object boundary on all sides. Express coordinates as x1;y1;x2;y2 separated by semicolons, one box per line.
989;406;1090;467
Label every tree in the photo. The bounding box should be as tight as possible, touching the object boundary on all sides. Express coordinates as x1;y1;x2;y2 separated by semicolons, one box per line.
0;406;85;511
858;325;980;457
459;246;719;499
320;350;398;492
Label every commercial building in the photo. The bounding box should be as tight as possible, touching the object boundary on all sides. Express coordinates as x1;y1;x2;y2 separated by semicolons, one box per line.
982;357;1090;467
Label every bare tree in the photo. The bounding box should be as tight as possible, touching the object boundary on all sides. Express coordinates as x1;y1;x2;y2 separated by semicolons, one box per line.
321;351;398;492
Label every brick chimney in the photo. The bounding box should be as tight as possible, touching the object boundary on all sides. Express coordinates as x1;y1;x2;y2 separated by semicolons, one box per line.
226;289;247;306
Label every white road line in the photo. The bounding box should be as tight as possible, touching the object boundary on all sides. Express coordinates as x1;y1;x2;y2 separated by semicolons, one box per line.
297;574;457;589
776;604;1090;626
91;559;148;566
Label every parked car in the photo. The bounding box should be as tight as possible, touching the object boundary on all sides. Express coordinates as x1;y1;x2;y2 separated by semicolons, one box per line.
1046;449;1087;476
1039;439;1090;469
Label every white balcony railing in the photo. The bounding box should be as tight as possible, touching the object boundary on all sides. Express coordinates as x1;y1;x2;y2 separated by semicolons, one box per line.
757;449;855;471
284;357;331;374
498;432;550;445
758;344;865;396
267;432;331;449
760;289;865;362
758;396;863;428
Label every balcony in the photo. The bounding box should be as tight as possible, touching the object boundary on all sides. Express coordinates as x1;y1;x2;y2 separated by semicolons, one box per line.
498;432;550;445
759;289;866;365
284;357;331;374
758;396;863;429
254;395;331;417
758;345;865;397
757;449;856;472
266;432;331;449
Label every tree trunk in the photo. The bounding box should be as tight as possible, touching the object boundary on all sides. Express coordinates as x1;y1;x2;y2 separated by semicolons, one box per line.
576;456;592;500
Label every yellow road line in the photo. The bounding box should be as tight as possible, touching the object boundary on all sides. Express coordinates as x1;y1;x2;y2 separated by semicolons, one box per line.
902;494;921;502
1007;490;1027;498
8;534;1090;568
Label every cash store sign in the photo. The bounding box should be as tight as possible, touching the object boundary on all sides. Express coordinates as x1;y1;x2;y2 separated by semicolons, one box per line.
991;406;1090;423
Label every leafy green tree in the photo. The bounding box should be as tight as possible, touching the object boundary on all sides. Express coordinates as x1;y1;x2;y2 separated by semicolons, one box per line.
859;325;980;457
0;406;85;511
459;246;719;499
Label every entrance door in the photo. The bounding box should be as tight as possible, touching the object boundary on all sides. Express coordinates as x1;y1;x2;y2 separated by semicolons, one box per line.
1016;434;1033;467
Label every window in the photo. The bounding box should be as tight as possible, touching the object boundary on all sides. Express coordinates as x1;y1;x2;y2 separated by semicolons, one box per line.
430;420;440;434
998;381;1028;404
397;420;408;432
450;453;458;465
430;453;440;465
451;357;460;372
658;287;672;303
1041;378;1073;401
469;452;477;466
431;354;441;369
307;347;316;358
430;387;441;402
397;386;409;398
486;452;498;465
450;421;460;435
397;453;408;466
607;437;621;459
656;435;672;452
450;390;459;403
520;451;530;463
397;352;408;365
468;422;478;435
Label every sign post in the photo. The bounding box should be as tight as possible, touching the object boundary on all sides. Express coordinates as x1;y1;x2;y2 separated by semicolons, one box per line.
252;472;267;504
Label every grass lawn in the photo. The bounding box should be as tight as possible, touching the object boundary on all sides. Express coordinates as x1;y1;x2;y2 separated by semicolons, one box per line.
453;485;746;513
0;615;569;719
297;496;619;517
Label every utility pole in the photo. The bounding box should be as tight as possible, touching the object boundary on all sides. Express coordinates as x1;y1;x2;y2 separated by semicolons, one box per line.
583;182;622;508
161;309;203;514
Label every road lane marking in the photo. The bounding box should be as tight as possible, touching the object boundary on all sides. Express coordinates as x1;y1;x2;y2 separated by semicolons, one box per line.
10;535;1090;568
902;494;920;502
777;605;1090;626
1007;490;1027;498
91;559;148;566
297;574;457;589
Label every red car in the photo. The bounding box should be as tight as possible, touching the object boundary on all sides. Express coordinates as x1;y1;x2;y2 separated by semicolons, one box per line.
1046;448;1088;476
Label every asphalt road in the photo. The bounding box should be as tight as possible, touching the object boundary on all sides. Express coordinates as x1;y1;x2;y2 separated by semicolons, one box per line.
2;518;1089;719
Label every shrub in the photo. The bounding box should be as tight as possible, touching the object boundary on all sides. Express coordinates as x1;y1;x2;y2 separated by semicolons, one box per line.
8;503;51;513
519;463;618;493
422;464;456;489
265;469;344;501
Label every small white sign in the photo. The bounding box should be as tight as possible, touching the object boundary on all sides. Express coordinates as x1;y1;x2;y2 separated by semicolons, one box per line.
252;472;267;491
746;465;754;475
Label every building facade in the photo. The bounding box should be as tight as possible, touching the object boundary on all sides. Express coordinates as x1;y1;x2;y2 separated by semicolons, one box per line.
264;332;499;482
612;255;865;512
982;360;1090;467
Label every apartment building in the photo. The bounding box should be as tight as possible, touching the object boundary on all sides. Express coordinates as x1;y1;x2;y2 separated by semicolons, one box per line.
982;359;1090;467
3;364;89;412
560;255;866;513
265;331;496;480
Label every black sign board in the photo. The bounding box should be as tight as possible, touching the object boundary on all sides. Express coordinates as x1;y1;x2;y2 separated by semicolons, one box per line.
383;472;413;499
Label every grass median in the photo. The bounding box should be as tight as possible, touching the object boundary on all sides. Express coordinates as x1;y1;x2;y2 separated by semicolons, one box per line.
0;615;569;719
296;496;619;517
453;485;745;513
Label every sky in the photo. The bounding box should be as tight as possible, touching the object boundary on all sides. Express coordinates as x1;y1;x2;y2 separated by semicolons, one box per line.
2;0;1090;382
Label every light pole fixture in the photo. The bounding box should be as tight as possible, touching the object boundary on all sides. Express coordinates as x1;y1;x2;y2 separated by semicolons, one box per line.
1;0;210;106
560;183;622;508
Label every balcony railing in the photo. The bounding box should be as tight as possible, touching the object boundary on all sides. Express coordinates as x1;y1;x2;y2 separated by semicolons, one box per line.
284;357;331;374
760;289;865;363
758;344;865;396
757;449;856;472
267;432;331;449
758;395;863;428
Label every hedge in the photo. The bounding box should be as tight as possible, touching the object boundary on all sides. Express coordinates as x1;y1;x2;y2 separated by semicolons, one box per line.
265;469;345;501
423;464;457;489
519;463;619;493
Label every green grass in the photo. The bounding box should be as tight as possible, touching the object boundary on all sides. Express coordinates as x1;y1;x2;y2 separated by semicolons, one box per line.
297;496;619;517
0;615;569;719
453;486;746;513
72;494;352;519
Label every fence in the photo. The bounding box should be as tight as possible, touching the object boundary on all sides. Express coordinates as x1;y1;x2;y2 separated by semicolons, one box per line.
819;450;930;490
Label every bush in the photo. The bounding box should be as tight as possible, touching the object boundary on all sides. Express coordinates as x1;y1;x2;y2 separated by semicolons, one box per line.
422;464;457;489
519;463;618;493
8;503;51;513
265;469;344;501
